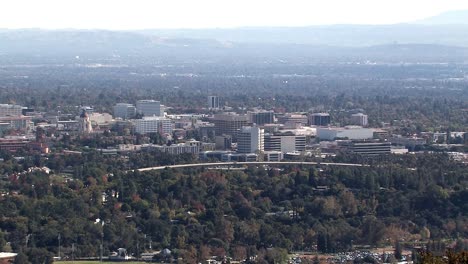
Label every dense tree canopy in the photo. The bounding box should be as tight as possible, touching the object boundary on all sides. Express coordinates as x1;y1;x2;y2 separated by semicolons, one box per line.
0;151;466;262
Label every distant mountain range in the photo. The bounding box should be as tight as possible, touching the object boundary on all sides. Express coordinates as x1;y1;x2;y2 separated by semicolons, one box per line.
131;10;468;46
1;29;467;63
1;10;468;62
136;24;468;47
414;10;468;25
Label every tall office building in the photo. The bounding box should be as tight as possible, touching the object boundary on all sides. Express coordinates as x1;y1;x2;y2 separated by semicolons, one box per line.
134;117;173;134
248;111;275;125
0;104;23;117
350;113;368;127
264;134;306;153
113;103;136;120
309;113;331;126
136;100;162;117
237;126;264;154
211;113;249;140
208;96;220;109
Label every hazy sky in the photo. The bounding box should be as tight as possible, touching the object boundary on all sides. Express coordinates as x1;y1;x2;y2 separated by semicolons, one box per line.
1;0;468;29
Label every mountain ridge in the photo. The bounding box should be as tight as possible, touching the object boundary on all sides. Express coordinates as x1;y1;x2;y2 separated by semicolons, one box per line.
2;28;468;63
414;10;468;25
1;29;468;63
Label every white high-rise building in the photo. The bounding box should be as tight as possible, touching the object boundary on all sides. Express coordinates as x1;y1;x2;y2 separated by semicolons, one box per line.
237;126;264;154
134;117;173;135
136;100;162;117
351;113;368;127
0;104;23;117
264;134;306;153
208;96;220;109
113;103;136;119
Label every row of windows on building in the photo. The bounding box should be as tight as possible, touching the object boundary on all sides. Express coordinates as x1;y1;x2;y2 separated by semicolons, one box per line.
113;100;164;119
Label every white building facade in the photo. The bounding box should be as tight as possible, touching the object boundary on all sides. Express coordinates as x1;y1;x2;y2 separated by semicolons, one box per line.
237;126;264;154
0;104;23;117
350;113;368;127
317;126;374;141
264;135;306;153
134;117;173;135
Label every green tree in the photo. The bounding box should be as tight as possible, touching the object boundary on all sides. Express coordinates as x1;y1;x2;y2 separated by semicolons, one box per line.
395;241;402;261
14;251;30;264
265;248;289;264
0;230;6;251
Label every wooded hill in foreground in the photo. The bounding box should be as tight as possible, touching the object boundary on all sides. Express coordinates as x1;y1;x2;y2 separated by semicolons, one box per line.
0;151;467;263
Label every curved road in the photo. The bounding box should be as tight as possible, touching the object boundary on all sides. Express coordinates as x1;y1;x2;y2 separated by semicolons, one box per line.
135;161;367;172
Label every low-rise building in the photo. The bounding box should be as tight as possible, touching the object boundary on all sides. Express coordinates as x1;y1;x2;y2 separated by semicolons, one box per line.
199;151;258;162
248;110;275;125
308;113;331;126
134;117;173;135
199;150;235;161
118;144;142;152
143;140;206;155
0;104;23;117
278;113;308;126
222;153;258;162
0;138;29;152
89;113;113;125
350;113;368;127
390;136;426;150
317;126;374;141
340;141;391;155
0;116;33;131
264;151;283;161
373;129;389;140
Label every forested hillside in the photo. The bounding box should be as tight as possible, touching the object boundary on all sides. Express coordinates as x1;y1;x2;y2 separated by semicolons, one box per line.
0;151;467;263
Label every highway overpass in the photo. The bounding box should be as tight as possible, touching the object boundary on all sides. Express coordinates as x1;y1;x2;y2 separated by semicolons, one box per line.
135;161;367;172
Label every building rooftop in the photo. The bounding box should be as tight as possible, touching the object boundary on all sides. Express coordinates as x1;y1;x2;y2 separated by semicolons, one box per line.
319;126;368;131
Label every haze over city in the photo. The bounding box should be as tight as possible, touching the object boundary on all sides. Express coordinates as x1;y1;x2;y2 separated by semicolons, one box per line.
0;1;467;264
2;0;468;29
